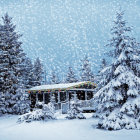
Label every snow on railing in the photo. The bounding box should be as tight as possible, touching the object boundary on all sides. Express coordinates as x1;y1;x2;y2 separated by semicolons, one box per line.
78;100;93;108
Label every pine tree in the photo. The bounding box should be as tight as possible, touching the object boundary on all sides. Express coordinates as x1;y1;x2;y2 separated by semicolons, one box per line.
66;94;86;119
42;68;47;85
49;94;56;113
80;55;94;82
50;70;60;84
0;24;5;115
94;11;140;130
65;66;78;83
96;58;108;90
100;58;107;70
12;86;30;114
22;57;35;89
18;102;56;123
0;13;29;114
33;57;43;86
0;92;6;115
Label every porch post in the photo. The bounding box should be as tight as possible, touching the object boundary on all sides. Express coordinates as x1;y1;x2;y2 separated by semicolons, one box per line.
49;92;52;102
43;92;45;103
66;91;67;101
29;93;31;103
36;93;38;103
58;91;60;103
85;91;87;100
74;91;77;102
66;91;69;102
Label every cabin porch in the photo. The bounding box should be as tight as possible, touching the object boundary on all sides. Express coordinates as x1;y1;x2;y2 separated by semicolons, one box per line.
29;89;94;113
28;81;96;113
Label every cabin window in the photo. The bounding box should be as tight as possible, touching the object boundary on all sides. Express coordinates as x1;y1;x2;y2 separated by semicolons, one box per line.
30;94;36;108
54;93;58;103
77;91;85;100
87;91;93;100
69;92;74;100
44;93;50;104
38;94;43;102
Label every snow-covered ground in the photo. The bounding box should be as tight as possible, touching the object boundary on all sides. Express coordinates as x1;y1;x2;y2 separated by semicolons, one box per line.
0;114;140;140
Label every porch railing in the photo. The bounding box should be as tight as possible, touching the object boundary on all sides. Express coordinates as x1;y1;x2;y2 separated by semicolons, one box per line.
56;99;94;114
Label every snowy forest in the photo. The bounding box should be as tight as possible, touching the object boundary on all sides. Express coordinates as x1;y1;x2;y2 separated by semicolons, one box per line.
0;0;140;140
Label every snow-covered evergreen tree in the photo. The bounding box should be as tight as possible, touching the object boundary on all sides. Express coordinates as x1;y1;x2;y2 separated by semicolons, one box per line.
49;94;56;113
0;92;6;115
22;57;35;89
95;58;108;90
66;94;86;119
100;58;107;70
12;86;30;114
33;57;43;86
65;66;78;83
50;94;56;104
80;55;94;82
18;102;56;123
93;11;140;130
42;68;47;85
0;13;29;114
50;70;60;84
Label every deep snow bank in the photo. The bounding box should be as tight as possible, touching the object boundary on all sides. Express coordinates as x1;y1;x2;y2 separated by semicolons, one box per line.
0;115;140;140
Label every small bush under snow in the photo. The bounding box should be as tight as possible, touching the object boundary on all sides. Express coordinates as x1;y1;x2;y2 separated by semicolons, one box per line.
98;112;140;130
66;100;86;120
18;102;56;123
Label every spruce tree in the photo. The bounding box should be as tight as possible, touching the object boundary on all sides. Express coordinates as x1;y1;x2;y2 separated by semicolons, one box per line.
42;68;47;85
96;58;108;89
22;57;35;89
66;94;86;119
0;13;29;114
94;11;140;130
0;92;6;115
0;24;5;115
100;58;107;70
50;70;60;84
33;57;43;86
65;66;78;83
80;55;94;82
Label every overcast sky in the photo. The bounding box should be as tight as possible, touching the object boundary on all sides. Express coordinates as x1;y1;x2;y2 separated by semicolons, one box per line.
0;0;140;79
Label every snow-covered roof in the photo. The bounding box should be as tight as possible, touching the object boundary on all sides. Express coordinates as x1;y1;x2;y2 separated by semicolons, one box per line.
28;81;95;92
